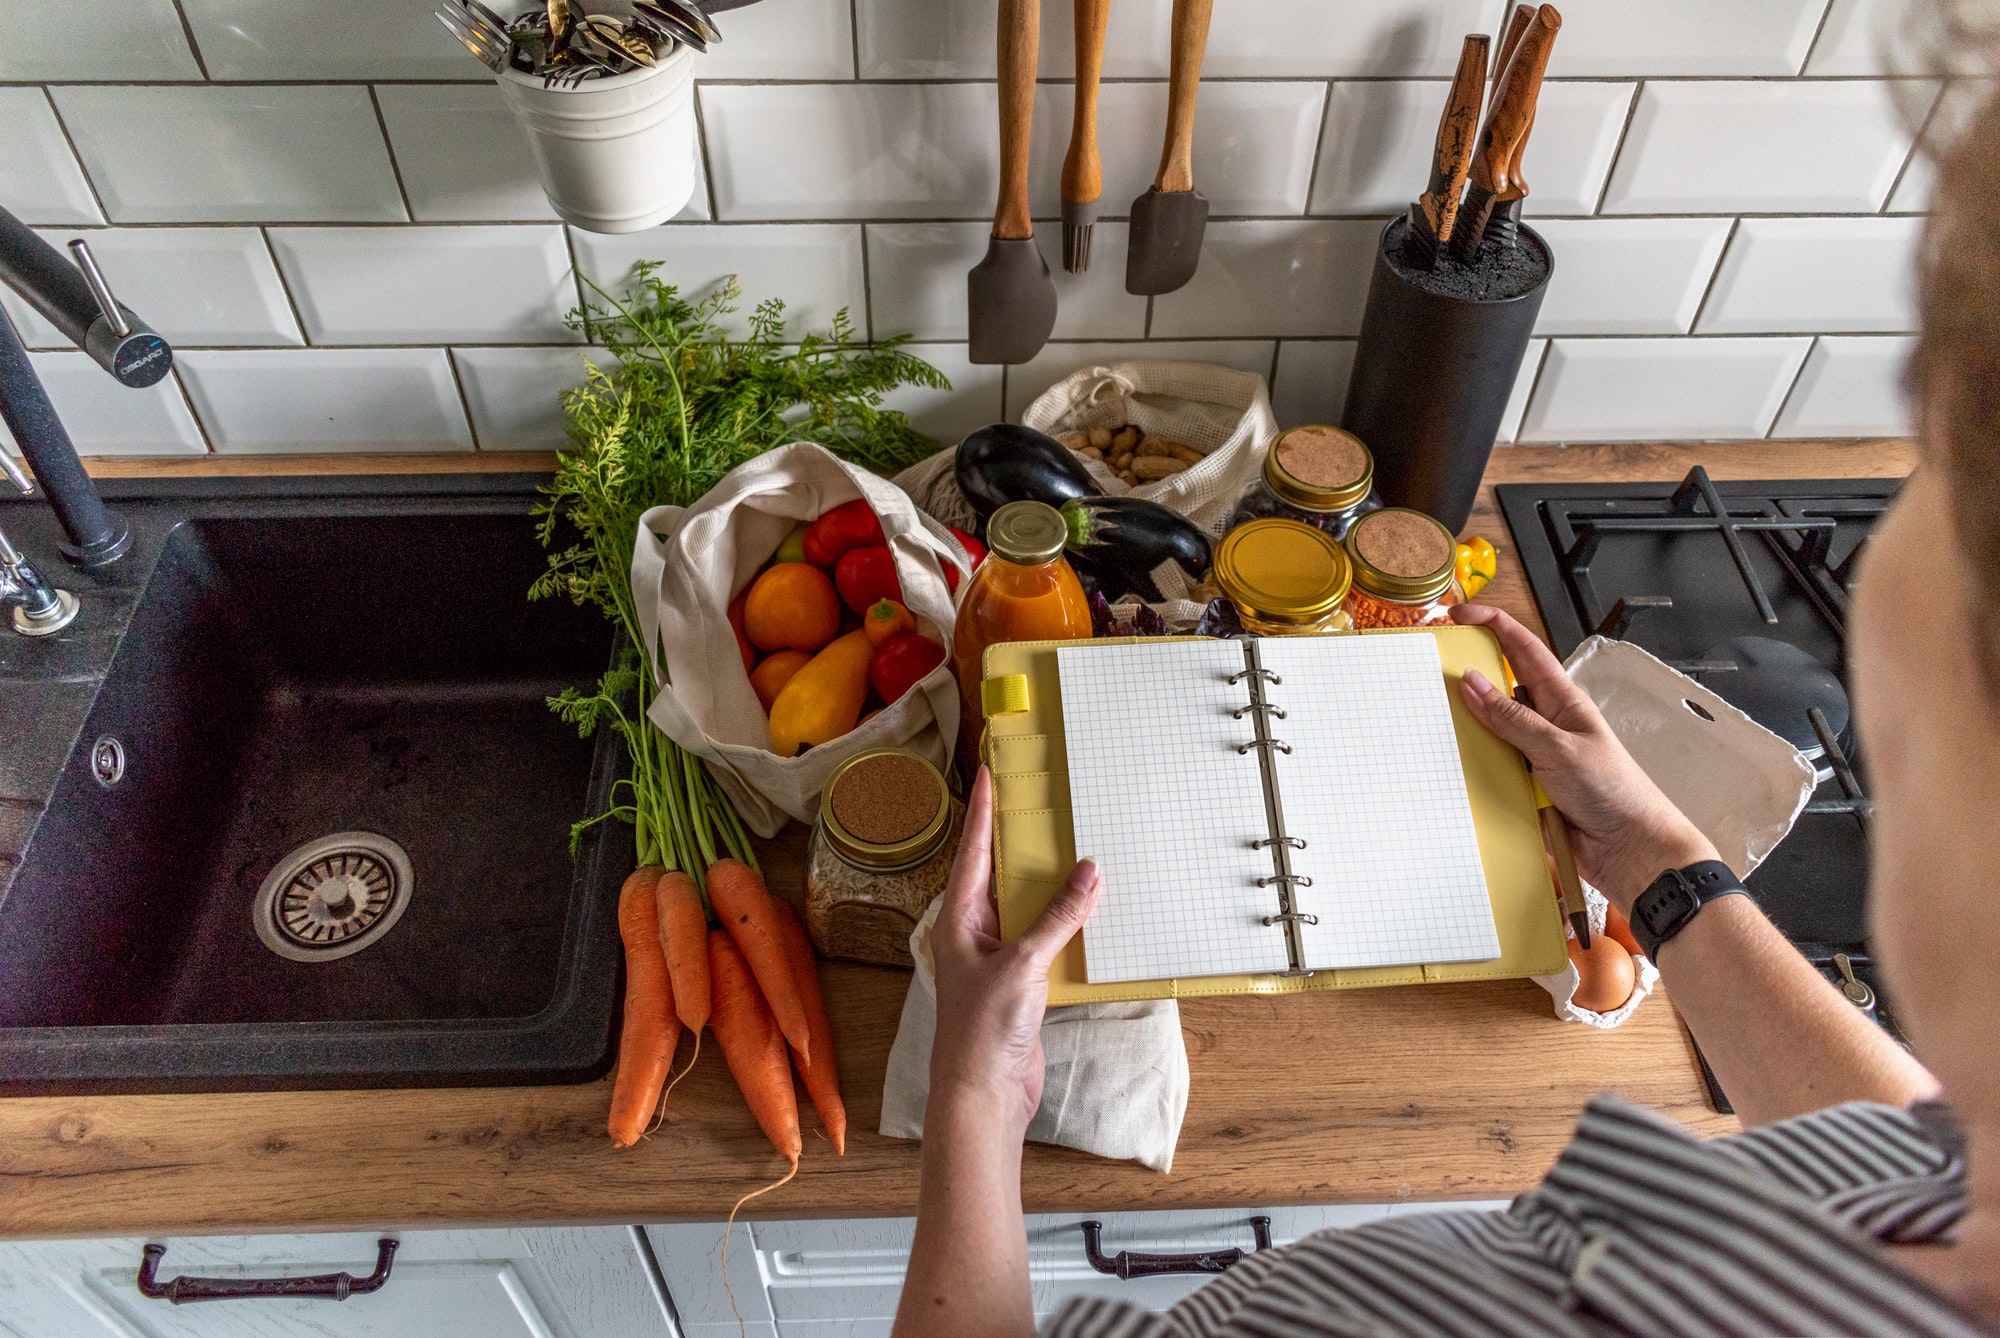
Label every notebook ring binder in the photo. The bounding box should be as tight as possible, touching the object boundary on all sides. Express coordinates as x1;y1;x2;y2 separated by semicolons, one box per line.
1232;703;1287;720
1250;836;1306;850
1227;668;1282;686
1262;911;1319;927
1237;739;1292;755
1257;874;1313;888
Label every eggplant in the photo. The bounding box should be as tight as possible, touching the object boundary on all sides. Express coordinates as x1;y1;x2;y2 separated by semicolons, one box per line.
955;423;1102;524
1058;496;1213;603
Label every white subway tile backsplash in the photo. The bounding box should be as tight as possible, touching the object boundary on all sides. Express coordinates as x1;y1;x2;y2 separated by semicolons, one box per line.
1005;342;1277;419
1203;0;1504;78
1805;0;1920;76
0;355;205;456
1530;218;1733;335
451;346;604;451
0;0;201;81
1149;220;1382;339
1309;81;1633;219
0;228;302;349
1270;340;1358;429
0;90;103;226
374;85;558;223
1518;337;1813;442
1770;336;1915;437
569;224;866;339
695;0;857;79
180;0;477;79
1602;81;1929;216
1697;217;1921;334
269;226;579;345
1030;81;1327;219
52;86;407;224
880;344;1004;446
855;0;1171;79
178;348;474;453
1543;0;1825;77
1496;340;1549;444
1887;148;1934;213
864;223;1145;342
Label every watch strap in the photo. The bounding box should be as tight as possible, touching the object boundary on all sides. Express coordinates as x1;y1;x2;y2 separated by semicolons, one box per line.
1629;860;1747;960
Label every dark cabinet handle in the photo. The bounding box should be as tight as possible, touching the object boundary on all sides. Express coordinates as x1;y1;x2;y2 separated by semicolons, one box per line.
1080;1217;1272;1279
137;1239;398;1303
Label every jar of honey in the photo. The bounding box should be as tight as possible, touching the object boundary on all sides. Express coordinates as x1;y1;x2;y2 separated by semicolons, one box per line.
951;500;1093;765
1212;518;1355;635
805;748;962;967
1342;507;1462;628
1227;425;1380;537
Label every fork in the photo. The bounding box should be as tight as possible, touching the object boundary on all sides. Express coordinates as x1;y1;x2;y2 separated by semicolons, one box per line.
435;5;508;70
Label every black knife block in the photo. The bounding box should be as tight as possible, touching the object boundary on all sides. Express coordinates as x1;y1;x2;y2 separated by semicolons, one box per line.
1339;217;1552;535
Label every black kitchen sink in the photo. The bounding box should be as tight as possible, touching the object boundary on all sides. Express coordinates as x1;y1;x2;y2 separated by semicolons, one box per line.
0;476;629;1093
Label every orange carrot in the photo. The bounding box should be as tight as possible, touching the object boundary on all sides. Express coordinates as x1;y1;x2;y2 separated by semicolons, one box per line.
609;867;681;1148
770;900;847;1155
706;858;812;1064
706;928;802;1166
654;870;711;1032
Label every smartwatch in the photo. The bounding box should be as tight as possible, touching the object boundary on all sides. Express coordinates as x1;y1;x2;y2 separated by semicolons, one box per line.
1629;860;1748;960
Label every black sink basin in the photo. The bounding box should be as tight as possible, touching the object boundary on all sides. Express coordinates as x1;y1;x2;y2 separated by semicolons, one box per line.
0;477;629;1093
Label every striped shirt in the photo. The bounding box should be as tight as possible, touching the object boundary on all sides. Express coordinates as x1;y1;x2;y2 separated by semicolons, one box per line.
1044;1095;1988;1338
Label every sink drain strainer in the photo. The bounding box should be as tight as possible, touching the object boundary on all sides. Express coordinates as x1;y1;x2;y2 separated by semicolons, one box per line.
254;832;413;963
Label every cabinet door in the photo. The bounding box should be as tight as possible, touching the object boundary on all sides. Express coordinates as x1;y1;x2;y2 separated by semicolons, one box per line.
0;1227;671;1338
650;1201;1510;1336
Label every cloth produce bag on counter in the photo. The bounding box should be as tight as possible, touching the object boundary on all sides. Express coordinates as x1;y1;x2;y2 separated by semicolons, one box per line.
896;360;1278;627
633;441;968;836
881;897;1190;1173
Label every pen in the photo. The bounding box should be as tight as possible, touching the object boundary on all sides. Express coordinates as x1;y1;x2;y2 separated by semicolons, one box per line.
1511;684;1593;948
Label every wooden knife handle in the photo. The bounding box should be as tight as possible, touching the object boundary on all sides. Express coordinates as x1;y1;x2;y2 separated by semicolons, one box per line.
1154;0;1213;194
1421;34;1490;239
1063;0;1112;206
1467;4;1560;198
1493;3;1534;83
1492;1;1541;204
996;0;1041;238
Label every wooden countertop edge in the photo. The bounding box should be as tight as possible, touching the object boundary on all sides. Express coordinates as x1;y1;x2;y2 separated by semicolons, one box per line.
0;438;1914;1238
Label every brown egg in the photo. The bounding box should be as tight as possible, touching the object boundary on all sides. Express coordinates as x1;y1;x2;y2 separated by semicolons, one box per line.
1568;933;1638;1013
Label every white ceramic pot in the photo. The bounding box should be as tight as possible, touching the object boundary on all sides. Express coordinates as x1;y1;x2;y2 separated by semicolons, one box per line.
497;46;697;234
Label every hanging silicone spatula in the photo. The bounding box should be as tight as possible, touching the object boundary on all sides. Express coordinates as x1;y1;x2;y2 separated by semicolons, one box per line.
968;0;1058;364
1061;0;1113;272
1124;0;1214;296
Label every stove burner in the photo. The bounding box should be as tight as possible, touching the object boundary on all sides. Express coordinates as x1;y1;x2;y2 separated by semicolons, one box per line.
1698;636;1850;762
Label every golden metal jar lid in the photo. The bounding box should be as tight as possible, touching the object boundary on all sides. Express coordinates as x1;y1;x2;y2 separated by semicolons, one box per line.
1213;519;1353;627
1264;425;1374;514
820;748;951;870
986;500;1068;566
1345;507;1457;603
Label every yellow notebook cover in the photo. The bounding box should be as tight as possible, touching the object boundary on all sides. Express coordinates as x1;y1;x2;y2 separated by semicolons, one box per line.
982;625;1568;1005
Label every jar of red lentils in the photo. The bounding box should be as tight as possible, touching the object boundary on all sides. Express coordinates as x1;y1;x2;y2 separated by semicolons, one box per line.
1341;507;1462;628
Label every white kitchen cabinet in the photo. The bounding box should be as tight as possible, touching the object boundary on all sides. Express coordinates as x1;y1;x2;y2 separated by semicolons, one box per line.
0;1227;671;1338
647;1200;1510;1337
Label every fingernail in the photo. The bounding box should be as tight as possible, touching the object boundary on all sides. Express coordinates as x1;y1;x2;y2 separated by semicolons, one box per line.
1073;857;1100;884
1462;669;1494;698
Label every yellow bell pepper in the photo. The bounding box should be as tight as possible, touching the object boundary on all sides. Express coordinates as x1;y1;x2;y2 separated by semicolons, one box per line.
1455;535;1498;598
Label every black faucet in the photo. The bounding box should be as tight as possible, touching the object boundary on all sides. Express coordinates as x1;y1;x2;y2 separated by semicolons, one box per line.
0;202;176;570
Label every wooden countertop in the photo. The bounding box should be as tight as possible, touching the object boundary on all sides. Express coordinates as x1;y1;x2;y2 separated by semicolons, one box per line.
0;438;1915;1239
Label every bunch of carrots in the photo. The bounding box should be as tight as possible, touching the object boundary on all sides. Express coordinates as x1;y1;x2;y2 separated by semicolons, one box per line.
609;857;846;1182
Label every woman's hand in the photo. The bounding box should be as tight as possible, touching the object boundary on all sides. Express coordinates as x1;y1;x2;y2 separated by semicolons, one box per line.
929;767;1101;1134
1448;604;1717;912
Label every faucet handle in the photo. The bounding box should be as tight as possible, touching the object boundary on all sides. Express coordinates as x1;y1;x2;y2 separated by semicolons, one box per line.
67;240;131;339
0;450;31;496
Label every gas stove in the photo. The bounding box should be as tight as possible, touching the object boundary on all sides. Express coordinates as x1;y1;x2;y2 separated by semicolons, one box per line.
1498;466;1904;1110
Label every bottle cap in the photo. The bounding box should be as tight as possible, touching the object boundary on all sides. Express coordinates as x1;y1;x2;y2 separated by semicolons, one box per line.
1213;519;1352;628
1264;426;1374;514
987;500;1069;566
1345;507;1457;602
821;749;951;870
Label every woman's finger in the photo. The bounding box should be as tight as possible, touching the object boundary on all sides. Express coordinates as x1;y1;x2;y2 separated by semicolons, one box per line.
1460;668;1568;764
1015;858;1101;970
1449;603;1594;724
940;767;999;940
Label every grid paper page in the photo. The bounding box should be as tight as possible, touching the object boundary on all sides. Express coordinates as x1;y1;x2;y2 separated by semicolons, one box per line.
1058;640;1291;983
1262;635;1502;971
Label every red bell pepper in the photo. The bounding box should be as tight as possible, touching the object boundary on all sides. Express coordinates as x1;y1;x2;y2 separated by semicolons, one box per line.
943;526;988;594
868;634;946;705
835;544;901;614
803;499;884;567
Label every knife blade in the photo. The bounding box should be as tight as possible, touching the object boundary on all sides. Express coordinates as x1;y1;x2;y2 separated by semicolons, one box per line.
1451;4;1561;266
1402;34;1489;267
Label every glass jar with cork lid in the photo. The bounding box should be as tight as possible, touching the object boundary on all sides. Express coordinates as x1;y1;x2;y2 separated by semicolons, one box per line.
805;747;963;968
1211;518;1355;636
1227;425;1380;537
1341;507;1463;628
